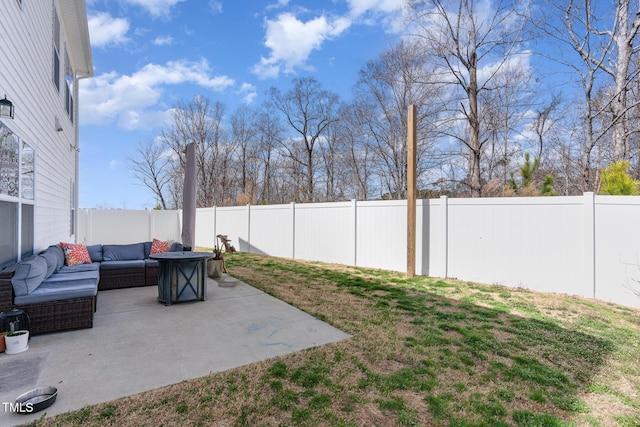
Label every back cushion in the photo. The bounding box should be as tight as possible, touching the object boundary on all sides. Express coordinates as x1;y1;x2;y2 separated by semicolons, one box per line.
87;244;103;263
11;256;48;296
39;249;59;279
143;241;152;259
102;243;146;261
47;244;65;271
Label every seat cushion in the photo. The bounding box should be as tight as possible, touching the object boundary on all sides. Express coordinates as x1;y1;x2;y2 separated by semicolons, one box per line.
144;259;159;268
100;260;146;270
59;263;100;273
11;256;48;296
14;271;98;305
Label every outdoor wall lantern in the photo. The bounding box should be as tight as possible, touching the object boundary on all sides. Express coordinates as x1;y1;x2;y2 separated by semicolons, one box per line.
0;95;14;119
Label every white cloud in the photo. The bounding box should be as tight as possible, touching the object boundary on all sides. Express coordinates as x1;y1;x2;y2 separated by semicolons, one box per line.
251;0;406;79
88;12;130;47
208;0;223;14
80;59;235;130
347;0;404;17
252;13;351;79
153;35;174;46
237;82;257;105
266;0;290;10
477;51;533;86
347;0;406;32
123;0;186;17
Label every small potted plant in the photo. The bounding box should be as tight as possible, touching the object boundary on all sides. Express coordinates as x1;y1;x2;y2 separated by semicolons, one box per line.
207;243;225;278
5;321;29;354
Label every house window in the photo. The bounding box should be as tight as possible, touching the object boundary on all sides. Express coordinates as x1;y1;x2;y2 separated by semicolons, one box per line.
0;126;18;197
0;123;35;268
64;48;74;122
21;141;34;200
52;5;61;92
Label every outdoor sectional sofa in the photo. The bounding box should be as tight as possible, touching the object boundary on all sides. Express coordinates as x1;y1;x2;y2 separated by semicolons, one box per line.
0;240;183;335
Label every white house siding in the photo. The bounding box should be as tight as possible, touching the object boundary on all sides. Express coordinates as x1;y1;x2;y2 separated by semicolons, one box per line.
0;0;92;262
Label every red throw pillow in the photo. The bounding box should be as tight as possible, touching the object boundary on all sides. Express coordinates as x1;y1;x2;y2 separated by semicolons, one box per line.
60;242;92;266
150;238;170;254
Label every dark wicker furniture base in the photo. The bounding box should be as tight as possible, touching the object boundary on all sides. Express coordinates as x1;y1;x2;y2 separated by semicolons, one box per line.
98;267;147;291
145;264;159;286
13;297;96;335
0;271;96;335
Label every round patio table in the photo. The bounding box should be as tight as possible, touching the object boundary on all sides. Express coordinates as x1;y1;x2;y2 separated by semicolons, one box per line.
149;251;212;305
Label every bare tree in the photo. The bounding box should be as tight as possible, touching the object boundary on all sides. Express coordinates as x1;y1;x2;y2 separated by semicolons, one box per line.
253;102;285;204
269;77;340;202
407;0;531;196
479;64;536;193
160;96;228;207
128;139;172;209
353;39;441;199
537;0;640;190
335;101;376;199
230;106;259;205
607;0;640;160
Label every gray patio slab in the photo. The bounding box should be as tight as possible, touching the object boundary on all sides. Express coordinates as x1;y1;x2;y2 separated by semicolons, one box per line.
0;275;351;426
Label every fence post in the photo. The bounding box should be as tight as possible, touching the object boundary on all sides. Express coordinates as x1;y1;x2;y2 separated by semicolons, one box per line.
246;204;251;253
291;202;296;259
352;199;357;266
86;209;93;245
213;206;217;249
440;195;448;278
584;192;596;298
148;210;154;242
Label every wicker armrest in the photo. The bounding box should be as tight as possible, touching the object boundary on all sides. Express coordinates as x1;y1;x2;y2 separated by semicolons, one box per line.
0;266;16;312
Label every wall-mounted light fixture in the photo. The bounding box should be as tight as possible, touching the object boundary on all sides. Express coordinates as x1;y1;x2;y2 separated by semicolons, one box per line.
0;95;14;119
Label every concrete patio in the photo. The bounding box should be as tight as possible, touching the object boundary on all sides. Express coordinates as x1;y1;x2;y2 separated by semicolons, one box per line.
0;275;351;426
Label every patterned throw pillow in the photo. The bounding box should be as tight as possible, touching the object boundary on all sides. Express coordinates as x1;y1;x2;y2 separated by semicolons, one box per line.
150;238;170;254
60;242;92;266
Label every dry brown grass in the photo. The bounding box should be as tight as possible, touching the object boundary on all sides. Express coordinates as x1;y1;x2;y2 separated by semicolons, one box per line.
27;253;640;427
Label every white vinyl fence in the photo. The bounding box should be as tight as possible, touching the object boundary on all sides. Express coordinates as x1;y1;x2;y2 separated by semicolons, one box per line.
78;193;640;309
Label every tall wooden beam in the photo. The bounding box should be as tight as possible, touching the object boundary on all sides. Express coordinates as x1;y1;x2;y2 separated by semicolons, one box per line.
407;105;417;277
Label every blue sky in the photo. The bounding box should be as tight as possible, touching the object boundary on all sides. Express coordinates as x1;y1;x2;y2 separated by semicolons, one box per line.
79;0;406;209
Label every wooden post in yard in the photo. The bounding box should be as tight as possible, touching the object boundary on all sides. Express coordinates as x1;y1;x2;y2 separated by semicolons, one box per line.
407;104;417;277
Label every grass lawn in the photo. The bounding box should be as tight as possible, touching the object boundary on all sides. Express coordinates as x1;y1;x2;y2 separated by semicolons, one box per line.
28;252;640;426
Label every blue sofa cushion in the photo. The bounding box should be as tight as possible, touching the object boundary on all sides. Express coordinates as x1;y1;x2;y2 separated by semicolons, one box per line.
11;256;48;296
170;242;183;252
144;259;159;268
46;244;65;272
14;271;98;305
39;249;59;279
102;243;145;261
59;263;100;273
87;244;103;263
143;241;152;259
99;260;145;270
